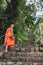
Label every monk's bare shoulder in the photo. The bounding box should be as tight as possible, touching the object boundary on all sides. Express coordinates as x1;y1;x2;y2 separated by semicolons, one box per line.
6;28;10;33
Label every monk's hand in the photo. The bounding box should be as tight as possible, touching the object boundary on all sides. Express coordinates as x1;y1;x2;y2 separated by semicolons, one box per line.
11;27;14;39
12;36;14;39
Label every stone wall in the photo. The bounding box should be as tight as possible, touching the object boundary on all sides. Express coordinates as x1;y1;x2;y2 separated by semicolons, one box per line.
0;62;43;65
0;44;43;65
0;51;43;65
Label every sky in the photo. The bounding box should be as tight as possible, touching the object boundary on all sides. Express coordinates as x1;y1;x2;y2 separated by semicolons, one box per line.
26;0;43;17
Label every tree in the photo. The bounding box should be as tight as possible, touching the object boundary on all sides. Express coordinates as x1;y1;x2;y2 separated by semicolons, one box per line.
0;0;37;44
24;4;36;29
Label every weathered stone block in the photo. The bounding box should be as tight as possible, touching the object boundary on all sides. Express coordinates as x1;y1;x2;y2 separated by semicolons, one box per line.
17;62;23;65
2;62;6;65
7;62;14;65
17;52;26;57
0;62;2;65
21;48;26;52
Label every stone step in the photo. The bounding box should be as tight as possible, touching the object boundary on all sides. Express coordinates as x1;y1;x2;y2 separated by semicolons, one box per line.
0;62;43;65
0;47;32;52
0;56;43;63
0;52;43;57
39;47;43;50
0;52;43;62
0;52;41;57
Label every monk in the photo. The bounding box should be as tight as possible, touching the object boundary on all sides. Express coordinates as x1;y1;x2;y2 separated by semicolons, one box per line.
4;24;15;52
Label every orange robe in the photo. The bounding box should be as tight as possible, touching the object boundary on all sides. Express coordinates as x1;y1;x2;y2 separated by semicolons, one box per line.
4;28;15;47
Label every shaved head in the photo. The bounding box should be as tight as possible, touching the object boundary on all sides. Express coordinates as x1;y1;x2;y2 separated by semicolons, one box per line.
10;24;14;28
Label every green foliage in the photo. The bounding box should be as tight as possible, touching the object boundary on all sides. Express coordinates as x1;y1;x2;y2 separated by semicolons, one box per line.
24;4;36;29
0;0;37;44
35;32;40;44
0;0;7;9
14;20;28;42
12;57;17;62
35;16;43;44
38;17;43;23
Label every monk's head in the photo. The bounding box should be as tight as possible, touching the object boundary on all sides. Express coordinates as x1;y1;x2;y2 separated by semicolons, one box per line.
10;24;14;28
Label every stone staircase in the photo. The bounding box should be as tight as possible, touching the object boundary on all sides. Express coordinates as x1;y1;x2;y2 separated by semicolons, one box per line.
0;48;43;65
0;44;43;65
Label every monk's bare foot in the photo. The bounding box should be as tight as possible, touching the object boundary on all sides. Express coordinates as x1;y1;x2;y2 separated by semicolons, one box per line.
4;50;8;52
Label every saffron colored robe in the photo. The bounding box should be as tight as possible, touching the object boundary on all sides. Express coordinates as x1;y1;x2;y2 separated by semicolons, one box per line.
4;28;15;47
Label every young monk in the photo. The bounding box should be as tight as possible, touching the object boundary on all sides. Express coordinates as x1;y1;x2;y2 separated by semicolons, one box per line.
4;24;15;52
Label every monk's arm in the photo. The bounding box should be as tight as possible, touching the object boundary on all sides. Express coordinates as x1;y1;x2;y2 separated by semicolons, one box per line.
11;28;14;39
5;45;8;52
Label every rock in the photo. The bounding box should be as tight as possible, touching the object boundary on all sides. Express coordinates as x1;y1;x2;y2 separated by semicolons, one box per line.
7;62;14;65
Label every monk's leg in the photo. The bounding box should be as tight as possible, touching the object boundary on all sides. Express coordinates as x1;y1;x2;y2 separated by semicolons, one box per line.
8;46;14;51
5;46;8;52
